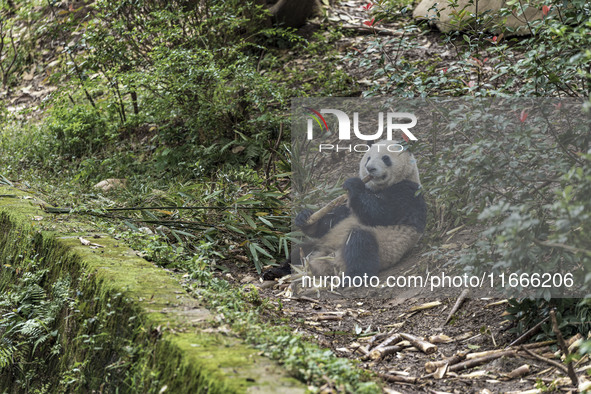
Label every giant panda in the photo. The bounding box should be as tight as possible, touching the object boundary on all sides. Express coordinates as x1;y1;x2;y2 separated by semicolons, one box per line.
262;140;426;281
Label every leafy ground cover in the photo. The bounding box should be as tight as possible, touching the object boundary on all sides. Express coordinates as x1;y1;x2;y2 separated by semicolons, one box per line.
1;0;591;392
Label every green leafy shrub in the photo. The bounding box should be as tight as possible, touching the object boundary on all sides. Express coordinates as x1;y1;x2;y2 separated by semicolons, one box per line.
69;0;291;170
350;0;591;339
45;104;113;159
413;99;591;339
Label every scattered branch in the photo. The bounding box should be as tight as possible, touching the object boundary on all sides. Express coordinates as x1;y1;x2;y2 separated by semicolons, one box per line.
507;316;549;347
550;309;578;386
443;288;469;326
521;347;568;375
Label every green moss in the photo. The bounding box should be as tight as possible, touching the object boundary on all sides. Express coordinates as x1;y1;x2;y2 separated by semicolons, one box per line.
0;186;304;393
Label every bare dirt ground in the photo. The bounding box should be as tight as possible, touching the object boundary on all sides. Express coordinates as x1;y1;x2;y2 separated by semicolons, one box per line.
227;259;581;393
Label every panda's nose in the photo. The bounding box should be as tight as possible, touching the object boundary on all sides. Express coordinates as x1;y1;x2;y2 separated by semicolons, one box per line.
366;165;377;174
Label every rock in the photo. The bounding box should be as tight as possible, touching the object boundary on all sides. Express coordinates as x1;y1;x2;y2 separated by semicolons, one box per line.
240;275;257;283
93;178;127;192
413;0;547;35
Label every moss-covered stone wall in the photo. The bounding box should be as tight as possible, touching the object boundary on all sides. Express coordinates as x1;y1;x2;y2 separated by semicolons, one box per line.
0;187;304;393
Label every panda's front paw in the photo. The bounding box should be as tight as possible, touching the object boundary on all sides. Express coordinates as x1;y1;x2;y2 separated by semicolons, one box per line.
295;209;314;228
343;177;366;196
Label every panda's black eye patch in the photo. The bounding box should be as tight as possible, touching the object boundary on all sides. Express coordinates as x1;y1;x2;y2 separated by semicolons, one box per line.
381;155;392;166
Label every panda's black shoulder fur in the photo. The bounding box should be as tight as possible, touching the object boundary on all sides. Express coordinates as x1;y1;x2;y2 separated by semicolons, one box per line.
346;178;426;233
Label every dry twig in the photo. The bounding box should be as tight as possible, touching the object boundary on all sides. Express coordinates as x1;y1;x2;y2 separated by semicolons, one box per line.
550;309;578;386
443;288;469;326
507;316;549;347
521;347;569;375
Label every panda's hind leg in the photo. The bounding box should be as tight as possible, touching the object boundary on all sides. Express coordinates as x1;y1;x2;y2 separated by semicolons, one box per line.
343;229;379;277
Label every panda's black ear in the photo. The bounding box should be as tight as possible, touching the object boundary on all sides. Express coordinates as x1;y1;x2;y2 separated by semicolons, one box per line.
369;140;379;147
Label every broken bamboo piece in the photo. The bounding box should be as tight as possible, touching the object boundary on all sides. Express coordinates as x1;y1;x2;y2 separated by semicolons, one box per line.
567;333;583;353
400;333;437;354
365;329;395;349
424;339;563;377
506;364;531;379
376;372;418;384
425;353;467;373
443;288;469;326
305;175;372;226
366;333;403;360
448;350;517;372
370;345;405;360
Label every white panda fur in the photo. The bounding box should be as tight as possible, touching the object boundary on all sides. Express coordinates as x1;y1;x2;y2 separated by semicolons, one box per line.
302;140;426;279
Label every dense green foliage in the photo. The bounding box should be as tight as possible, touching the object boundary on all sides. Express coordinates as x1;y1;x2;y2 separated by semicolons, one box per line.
0;257;71;382
412;99;591;338
0;222;142;392
342;0;591;341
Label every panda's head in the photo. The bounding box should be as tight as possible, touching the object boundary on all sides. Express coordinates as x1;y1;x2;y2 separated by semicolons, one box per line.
359;140;420;191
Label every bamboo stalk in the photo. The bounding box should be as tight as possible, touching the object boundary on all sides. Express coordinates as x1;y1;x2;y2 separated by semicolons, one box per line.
400;333;437;354
366;333;403;360
305;175;372;226
376;372;418;384
443;288;469;326
506;364;531;379
365;329;395;350
425;353;467;373
448;350;517;372
466;341;554;360
370;344;404;360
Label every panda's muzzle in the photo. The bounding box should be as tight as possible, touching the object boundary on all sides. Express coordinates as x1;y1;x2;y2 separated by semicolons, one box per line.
366;165;378;175
366;167;387;182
